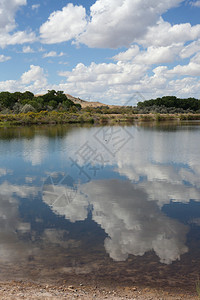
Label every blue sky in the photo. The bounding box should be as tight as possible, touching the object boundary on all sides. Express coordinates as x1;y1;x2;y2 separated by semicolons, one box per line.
0;0;200;105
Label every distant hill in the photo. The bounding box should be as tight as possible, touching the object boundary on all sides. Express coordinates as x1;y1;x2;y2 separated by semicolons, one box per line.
65;94;119;108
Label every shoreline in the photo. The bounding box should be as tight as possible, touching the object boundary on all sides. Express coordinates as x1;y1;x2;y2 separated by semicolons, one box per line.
0;280;198;299
1;111;200;127
0;116;199;299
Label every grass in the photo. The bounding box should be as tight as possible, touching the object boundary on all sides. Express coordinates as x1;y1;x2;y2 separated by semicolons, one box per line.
196;277;200;298
1;111;200;127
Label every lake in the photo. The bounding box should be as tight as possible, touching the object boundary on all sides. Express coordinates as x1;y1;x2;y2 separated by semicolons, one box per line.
0;122;200;291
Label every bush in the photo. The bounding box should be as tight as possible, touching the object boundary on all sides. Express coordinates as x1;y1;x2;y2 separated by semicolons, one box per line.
20;104;36;113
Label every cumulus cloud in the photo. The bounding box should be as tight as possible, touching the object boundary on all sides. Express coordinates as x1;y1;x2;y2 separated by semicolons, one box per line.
57;53;197;103
58;61;148;103
0;0;36;48
0;65;48;94
0;31;36;48
115;44;182;65
169;61;200;76
191;51;200;63
1;1;200;101
190;0;200;7
113;45;140;61
21;64;47;85
39;0;183;48
78;0;183;48
43;51;64;58
40;3;87;44
0;0;26;32
180;40;200;58
53;10;200;102
22;45;34;53
137;18;200;47
0;54;11;62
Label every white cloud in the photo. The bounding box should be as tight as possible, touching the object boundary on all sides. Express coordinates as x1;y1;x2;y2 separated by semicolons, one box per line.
169;61;200;76
43;51;57;58
22;45;34;53
21;64;46;84
59;52;64;57
0;80;18;92
58;61;148;102
114;44;182;65
40;3;87;44
1;56;200;103
36;1;200;101
0;0;26;32
180;40;200;59
0;54;11;62
190;1;200;7
0;31;36;49
137;45;182;64
32;4;40;10
190;51;200;63
57;59;200;103
0;65;48;94
39;0;183;48
0;0;36;48
43;51;64;58
38;46;45;52
78;0;183;48
137;18;200;47
113;45;140;61
57;48;200;102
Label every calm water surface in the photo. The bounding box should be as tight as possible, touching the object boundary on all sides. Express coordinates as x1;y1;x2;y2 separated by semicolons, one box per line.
0;123;200;290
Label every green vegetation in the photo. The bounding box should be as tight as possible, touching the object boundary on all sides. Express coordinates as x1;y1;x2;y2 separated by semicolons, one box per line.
137;96;200;113
0;90;81;113
1;91;200;126
82;105;135;115
0;111;95;126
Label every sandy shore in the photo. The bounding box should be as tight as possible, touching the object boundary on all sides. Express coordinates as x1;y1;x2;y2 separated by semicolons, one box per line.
0;280;198;300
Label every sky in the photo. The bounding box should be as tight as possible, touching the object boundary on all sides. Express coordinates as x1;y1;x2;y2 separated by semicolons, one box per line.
0;0;200;105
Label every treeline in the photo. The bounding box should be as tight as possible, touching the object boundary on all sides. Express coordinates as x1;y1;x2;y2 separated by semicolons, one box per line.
0;90;81;113
82;105;135;114
1;92;200;116
137;96;200;113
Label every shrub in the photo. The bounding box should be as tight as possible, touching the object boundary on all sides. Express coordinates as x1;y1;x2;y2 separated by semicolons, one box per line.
20;104;36;113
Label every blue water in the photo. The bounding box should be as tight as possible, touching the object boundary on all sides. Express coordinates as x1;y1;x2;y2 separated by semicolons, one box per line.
0;123;200;288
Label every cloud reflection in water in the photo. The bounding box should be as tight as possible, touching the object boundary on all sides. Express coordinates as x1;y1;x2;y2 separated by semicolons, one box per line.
43;178;189;264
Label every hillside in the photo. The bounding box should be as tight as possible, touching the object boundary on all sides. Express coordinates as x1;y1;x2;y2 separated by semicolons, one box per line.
65;94;119;108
